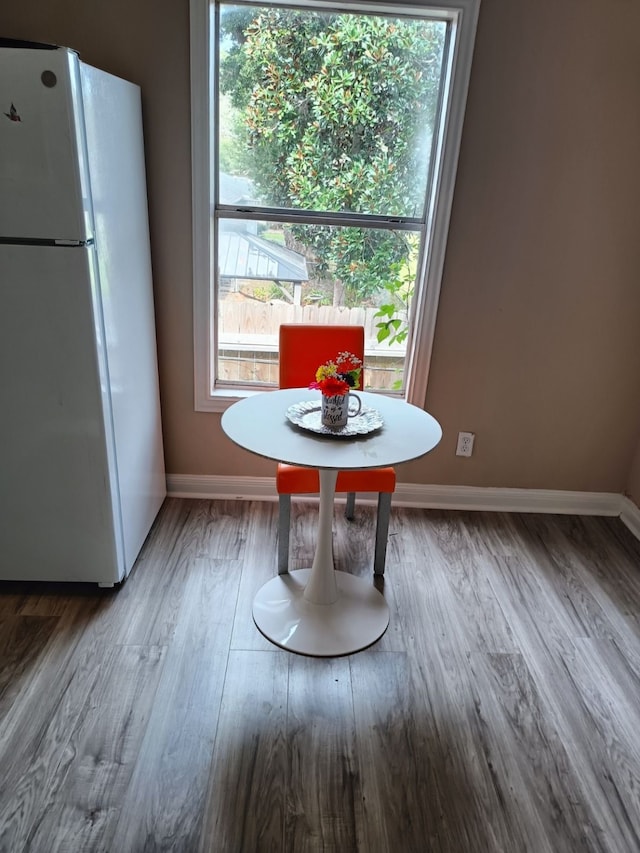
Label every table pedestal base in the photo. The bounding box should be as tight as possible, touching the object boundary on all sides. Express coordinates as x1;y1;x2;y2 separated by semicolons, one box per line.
253;569;389;657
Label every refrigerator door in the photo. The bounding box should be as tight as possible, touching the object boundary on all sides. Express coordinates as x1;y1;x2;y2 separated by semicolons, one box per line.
0;243;125;583
0;46;93;241
80;62;166;572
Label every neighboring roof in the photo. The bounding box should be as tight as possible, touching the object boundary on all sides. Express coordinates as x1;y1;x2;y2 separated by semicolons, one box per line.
216;173;308;282
218;231;308;282
217;172;259;206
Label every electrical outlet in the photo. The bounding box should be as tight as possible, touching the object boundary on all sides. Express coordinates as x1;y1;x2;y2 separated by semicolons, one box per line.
456;431;475;457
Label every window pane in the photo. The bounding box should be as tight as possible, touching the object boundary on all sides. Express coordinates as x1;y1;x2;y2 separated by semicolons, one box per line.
216;217;419;392
218;5;447;218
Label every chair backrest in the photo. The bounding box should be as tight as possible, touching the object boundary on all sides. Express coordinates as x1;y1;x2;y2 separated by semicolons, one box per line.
279;324;365;390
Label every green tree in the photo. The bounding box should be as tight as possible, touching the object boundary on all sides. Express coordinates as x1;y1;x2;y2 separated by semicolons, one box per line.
219;6;444;302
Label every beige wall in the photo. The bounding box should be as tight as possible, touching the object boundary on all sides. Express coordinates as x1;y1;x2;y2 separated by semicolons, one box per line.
3;0;640;493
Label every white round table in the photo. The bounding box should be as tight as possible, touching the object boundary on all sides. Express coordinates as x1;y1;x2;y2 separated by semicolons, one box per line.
221;388;442;657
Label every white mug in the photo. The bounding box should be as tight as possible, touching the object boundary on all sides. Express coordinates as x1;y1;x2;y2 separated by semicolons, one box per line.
321;392;362;429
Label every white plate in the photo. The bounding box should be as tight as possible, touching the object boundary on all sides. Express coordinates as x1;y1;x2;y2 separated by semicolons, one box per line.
286;400;384;437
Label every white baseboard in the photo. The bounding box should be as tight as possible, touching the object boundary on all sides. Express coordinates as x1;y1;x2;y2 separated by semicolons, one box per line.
166;474;640;542
619;496;640;542
167;473;630;516
167;474;278;501
384;484;622;515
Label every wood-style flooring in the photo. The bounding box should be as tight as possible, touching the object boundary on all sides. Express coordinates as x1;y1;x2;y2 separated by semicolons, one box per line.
1;498;640;852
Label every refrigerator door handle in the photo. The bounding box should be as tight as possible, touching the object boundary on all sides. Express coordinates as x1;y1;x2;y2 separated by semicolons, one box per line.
55;239;94;247
0;237;94;247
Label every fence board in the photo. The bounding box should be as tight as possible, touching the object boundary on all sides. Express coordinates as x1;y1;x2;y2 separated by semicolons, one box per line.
219;301;404;356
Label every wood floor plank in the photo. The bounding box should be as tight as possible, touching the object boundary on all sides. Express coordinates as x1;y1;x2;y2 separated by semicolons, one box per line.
34;643;164;853
514;514;624;640
0;637;104;851
115;498;241;647
112;499;194;647
16;584;106;619
289;503;322;572
528;643;640;853
385;506;423;566
590;515;640;569
0;585;31;618
487;556;640;852
366;568;406;652
549;515;640;637
285;656;359;852
417;510;518;653
350;650;445;853
468;650;610;852
350;648;551;853
199;649;288;853
195;499;254;561
1;643;165;853
109;556;242;853
332;502;377;577
0;614;58;723
558;638;640;844
461;510;525;557
230;501;279;651
0;597;103;770
287;500;378;574
486;554;591;653
385;559;554;853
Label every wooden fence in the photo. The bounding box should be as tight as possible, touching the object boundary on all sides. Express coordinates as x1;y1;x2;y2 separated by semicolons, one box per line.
219;301;405;353
218;301;406;389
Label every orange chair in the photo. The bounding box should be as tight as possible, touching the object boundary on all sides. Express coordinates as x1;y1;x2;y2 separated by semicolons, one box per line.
277;324;396;575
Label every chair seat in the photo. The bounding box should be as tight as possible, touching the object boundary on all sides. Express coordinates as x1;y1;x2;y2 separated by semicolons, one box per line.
276;463;396;494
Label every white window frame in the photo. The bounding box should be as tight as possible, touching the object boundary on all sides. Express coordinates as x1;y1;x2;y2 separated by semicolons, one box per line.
190;0;480;412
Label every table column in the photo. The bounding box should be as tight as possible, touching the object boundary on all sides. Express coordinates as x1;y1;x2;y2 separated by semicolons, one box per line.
252;467;390;657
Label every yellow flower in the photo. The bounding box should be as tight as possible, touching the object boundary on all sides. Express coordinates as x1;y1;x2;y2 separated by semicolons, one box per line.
315;363;337;382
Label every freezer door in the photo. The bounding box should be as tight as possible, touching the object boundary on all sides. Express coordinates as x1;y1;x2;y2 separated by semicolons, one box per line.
0;244;124;582
0;47;92;241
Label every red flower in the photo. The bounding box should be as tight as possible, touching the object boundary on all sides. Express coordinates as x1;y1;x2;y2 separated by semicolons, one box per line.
318;376;350;397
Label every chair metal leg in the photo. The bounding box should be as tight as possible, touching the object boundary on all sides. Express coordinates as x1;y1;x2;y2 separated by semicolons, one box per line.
373;492;392;576
345;491;356;520
278;494;292;574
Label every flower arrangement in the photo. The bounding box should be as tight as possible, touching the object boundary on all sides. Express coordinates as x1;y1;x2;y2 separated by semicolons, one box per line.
310;351;362;397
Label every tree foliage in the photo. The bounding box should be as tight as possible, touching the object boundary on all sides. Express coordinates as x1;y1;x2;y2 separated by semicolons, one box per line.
219;6;445;302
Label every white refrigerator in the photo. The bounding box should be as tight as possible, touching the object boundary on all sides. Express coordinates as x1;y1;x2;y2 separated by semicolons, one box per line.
0;40;166;586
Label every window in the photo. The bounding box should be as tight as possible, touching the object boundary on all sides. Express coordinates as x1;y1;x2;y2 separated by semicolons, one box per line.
191;0;480;411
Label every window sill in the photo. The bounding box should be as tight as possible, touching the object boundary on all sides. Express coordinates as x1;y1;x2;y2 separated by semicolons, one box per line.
198;386;275;414
198;385;403;414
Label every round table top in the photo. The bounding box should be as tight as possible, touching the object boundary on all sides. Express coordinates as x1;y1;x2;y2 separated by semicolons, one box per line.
221;388;442;470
